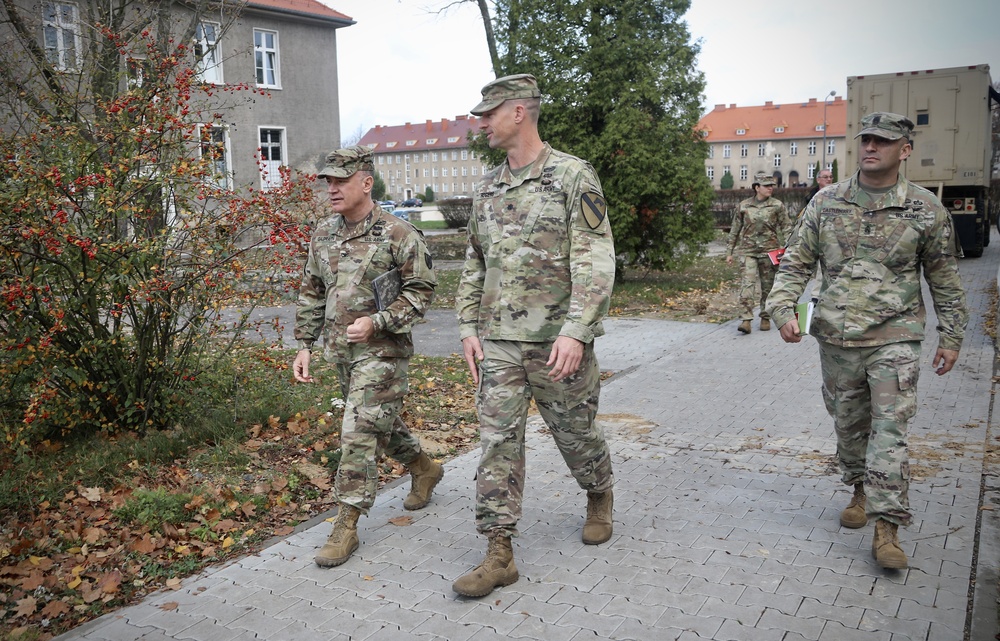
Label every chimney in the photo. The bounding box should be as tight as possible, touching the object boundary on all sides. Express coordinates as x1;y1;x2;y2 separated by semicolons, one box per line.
456;115;467;121
808;98;817;104
441;118;450;130
714;103;726;111
426;119;432;132
764;101;773;108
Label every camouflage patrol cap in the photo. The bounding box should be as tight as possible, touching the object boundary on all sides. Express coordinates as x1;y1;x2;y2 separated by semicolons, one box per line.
317;145;375;179
470;74;541;115
855;112;914;141
753;171;776;187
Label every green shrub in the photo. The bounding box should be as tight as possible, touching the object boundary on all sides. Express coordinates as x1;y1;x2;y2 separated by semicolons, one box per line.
438;197;473;228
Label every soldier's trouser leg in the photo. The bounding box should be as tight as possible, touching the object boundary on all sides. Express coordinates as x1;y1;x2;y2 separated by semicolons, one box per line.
756;258;778;320
474;340;531;537
819;341;920;526
334;358;419;512
737;255;761;321
523;342;613;494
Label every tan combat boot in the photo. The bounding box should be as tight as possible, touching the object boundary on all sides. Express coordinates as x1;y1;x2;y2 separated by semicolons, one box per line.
403;452;444;511
582;490;614;545
840;483;868;528
759;318;771;331
314;504;362;568
738;320;752;334
452;533;519;597
871;519;908;569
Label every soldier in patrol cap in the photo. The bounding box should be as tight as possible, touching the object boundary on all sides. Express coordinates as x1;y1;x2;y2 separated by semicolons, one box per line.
453;73;616;597
765;112;968;569
726;171;791;334
294;145;442;568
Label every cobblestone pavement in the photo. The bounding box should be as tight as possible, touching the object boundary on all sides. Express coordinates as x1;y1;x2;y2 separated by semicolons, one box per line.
60;234;1000;640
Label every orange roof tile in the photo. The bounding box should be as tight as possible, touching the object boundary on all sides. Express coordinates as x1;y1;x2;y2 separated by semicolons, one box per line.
699;97;846;142
359;116;480;153
247;0;353;23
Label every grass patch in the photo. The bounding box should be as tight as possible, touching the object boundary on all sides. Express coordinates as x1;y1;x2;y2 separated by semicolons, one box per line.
413;220;450;230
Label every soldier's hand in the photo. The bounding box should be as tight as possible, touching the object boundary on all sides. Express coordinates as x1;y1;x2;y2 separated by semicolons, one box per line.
726;255;733;265
293;349;314;383
778;320;801;343
346;316;375;343
547;336;584;382
933;348;959;375
461;336;484;386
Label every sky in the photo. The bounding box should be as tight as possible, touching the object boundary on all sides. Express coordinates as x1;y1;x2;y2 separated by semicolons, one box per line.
320;0;1000;145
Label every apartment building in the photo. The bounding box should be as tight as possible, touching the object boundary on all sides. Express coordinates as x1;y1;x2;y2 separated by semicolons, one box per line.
358;116;489;201
698;97;847;189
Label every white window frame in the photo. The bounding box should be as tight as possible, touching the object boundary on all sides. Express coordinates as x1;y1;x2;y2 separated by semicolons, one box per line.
740;144;748;158
807;164;816;179
707;145;714;159
195;22;223;84
789;142;798;156
723;166;730;175
773;154;781;168
736;128;746;136
706;166;714;181
808;141;817;156
199;124;232;189
722;144;731;159
254;29;280;89
827;139;836;155
258;126;286;190
739;166;748;181
43;2;82;71
758;143;765;157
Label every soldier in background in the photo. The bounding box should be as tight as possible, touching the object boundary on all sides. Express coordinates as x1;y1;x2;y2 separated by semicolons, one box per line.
765;113;968;569
453;74;616;597
726;172;791;334
293;146;441;568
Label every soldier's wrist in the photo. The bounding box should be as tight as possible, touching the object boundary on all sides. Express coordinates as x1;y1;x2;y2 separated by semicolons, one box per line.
297;340;314;352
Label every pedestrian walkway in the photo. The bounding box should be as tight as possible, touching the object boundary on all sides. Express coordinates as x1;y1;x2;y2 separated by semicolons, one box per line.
60;236;1000;640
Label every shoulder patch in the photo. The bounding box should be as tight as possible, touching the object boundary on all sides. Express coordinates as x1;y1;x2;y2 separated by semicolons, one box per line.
581;192;607;230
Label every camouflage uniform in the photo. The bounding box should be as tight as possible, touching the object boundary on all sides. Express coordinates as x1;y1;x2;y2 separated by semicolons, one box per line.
456;143;616;537
727;180;791;322
766;169;968;525
296;181;437;512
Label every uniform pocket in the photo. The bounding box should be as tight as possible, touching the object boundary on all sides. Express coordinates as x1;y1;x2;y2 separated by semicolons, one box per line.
363;376;408;405
894;359;919;422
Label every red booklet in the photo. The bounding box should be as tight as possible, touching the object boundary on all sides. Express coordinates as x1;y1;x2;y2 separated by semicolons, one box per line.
767;248;785;266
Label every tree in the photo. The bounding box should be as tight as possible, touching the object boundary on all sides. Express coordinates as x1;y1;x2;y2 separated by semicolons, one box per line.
811;161;821;186
468;0;715;276
831;158;839;182
719;173;734;190
0;1;315;451
372;173;387;200
423;186;435;203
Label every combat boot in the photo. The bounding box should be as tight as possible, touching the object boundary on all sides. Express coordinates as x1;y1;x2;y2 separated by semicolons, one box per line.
452;533;519;597
759;318;771;331
314;504;361;568
840;483;868;528
738;320;751;334
582;490;614;545
403;452;444;510
871;519;908;569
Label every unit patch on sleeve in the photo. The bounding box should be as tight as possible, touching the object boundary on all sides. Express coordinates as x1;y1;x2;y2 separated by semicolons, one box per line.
581;192;607;230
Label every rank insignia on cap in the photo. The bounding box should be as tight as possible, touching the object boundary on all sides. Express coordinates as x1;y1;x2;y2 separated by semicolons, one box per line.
581;192;607;229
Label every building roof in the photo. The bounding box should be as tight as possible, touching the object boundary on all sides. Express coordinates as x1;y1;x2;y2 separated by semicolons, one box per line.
698;97;846;143
358;116;480;154
247;0;354;24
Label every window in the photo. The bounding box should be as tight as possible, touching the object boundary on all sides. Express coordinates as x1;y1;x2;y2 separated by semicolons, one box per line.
827;139;836;155
736;128;746;136
452;167;458;177
807;164;816;179
200;125;230;189
706;167;714;181
395;170;401;179
815;124;825;132
258;128;285;190
431;153;438;162
773;154;781;168
808;141;817;156
43;3;81;71
461;150;469;160
386;141;397;148
462;166;468;176
395;155;401;164
195;22;223;84
423;168;429;177
758;143;765;157
774;126;784;133
740;144;748;158
432;168;438;177
448;137;460;144
707;146;714;159
422;153;428;162
740;166;748;181
386;156;392;165
789;142;798;156
254;30;280;88
916;111;929;126
472;166;478;176
723;144;731;159
378;156;384;165
723;166;730;175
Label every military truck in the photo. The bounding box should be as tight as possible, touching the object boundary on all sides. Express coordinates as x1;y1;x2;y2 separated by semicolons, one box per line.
846;64;995;257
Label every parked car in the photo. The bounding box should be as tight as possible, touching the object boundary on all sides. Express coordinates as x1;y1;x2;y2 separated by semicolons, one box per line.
399;198;422;208
392;209;412;222
379;202;394;213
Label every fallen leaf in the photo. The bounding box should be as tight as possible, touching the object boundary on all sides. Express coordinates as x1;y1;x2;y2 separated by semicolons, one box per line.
14;595;37;618
79;486;103;502
165;578;182;590
160;601;179;611
273;526;294;536
98;570;123;594
131;534;155;555
20;570;45;591
388;516;413;526
221;536;234;549
41;600;71;618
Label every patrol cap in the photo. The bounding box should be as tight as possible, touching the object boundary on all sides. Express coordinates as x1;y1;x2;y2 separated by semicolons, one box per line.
317;145;374;179
470;74;541;116
855;112;914;141
753;171;776;187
